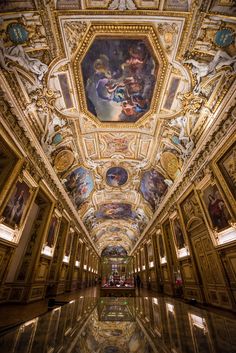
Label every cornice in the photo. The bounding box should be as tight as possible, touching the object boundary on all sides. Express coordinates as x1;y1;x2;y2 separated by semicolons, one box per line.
0;76;99;256
131;87;236;254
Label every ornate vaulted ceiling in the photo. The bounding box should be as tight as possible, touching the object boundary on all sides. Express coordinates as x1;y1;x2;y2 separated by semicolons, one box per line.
0;0;235;255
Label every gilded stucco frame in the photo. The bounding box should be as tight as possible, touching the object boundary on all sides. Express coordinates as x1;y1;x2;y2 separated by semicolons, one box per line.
73;22;168;128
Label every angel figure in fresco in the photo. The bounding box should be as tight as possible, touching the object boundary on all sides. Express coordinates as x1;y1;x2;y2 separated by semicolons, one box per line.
184;49;236;93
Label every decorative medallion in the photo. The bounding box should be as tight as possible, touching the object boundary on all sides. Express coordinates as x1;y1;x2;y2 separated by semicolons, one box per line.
106;167;128;187
65;167;94;208
73;23;167;126
160;151;182;180
7;23;29;44
52;133;63;145
214;28;234;48
54;150;74;172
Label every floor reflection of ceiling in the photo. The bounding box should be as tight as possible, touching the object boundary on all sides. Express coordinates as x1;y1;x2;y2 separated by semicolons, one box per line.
1;296;236;353
98;298;134;321
1;1;235;254
78;299;153;353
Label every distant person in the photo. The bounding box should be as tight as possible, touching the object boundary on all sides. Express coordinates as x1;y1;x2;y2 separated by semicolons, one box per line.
136;274;141;289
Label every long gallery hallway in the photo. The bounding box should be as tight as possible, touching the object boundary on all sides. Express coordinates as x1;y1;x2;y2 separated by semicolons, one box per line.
0;287;236;353
1;0;236;352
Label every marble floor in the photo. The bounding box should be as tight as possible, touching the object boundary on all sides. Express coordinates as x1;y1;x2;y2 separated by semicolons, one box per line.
0;288;236;353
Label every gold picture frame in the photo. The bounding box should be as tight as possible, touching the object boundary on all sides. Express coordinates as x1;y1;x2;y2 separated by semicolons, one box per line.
0;170;37;242
199;179;233;233
212;135;236;215
0;131;24;209
170;214;189;259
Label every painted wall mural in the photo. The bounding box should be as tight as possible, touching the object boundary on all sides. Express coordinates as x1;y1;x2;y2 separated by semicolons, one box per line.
101;245;128;257
64;167;94;208
81;38;157;122
140;169;168;209
106;167;128;187
96;203;136;220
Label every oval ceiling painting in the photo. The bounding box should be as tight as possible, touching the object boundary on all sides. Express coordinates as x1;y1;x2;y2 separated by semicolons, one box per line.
140;169;168;209
106;167;128;187
65;167;94;208
81;38;157;122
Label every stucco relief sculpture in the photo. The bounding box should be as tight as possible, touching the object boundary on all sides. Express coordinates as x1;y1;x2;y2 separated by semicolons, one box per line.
0;40;48;82
168;116;195;159
108;0;137;10
184;50;236;93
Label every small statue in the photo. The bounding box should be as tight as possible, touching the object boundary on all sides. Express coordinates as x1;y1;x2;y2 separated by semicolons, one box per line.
0;40;48;82
184;50;236;93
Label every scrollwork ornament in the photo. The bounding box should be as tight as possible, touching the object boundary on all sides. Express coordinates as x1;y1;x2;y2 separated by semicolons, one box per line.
212;229;219;241
229;221;236;230
0;216;5;224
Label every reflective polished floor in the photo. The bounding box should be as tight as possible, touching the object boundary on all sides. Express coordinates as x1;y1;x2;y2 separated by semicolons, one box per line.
0;294;236;353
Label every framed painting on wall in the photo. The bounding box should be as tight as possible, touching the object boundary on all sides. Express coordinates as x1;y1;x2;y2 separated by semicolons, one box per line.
1;180;31;229
41;211;61;257
0;138;17;192
216;140;236;199
212;137;236;214
0;134;23;208
158;233;167;264
63;230;74;263
172;217;186;250
200;182;232;232
0;170;37;243
46;216;58;248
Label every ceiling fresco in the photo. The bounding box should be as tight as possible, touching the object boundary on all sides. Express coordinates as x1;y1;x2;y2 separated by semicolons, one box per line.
101;245;128;257
81;37;157;123
73;23;167;127
0;0;235;254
